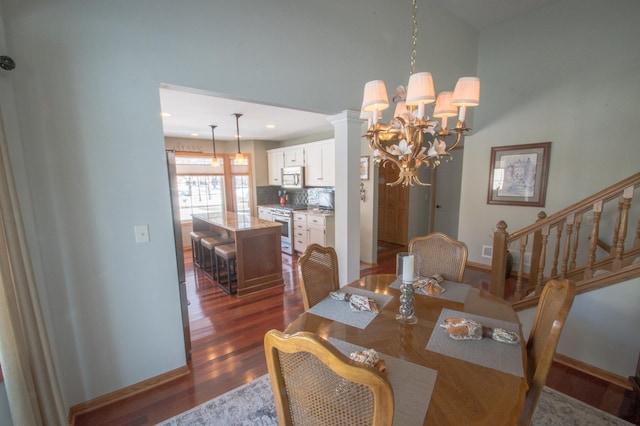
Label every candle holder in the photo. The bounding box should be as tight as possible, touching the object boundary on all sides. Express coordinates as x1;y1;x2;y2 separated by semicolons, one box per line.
395;252;420;324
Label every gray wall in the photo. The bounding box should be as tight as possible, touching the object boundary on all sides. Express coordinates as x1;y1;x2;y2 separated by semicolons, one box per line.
459;0;640;376
0;0;478;409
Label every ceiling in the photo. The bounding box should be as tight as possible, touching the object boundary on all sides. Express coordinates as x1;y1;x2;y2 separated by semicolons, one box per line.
159;0;558;142
434;0;558;31
159;86;334;142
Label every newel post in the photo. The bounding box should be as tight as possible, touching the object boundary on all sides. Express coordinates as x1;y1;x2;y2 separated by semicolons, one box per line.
490;221;508;298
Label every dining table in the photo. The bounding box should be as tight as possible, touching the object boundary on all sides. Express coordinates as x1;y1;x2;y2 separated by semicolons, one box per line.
284;274;528;425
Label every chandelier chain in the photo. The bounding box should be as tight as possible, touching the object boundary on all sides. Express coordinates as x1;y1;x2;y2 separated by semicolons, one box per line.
410;0;418;76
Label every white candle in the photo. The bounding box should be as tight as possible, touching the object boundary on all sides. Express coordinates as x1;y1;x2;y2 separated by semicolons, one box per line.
458;105;467;122
402;255;414;282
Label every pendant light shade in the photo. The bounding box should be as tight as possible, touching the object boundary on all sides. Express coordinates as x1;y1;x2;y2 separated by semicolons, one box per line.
232;113;247;165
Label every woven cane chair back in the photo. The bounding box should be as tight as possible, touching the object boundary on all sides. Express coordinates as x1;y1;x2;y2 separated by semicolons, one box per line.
264;330;394;426
408;232;468;282
298;244;339;310
518;279;576;425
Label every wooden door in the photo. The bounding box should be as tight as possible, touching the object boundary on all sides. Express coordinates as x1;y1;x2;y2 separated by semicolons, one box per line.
377;163;409;245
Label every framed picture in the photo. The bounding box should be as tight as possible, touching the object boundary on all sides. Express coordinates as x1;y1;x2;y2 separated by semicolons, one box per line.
360;156;370;180
487;142;551;207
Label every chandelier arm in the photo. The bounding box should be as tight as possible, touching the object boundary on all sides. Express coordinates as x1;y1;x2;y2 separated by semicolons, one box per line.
444;131;463;152
371;134;403;169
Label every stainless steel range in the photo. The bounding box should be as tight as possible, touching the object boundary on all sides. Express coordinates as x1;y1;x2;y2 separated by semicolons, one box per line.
269;204;307;255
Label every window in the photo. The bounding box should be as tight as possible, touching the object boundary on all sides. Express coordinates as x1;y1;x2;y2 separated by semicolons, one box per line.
177;175;225;220
174;153;252;220
233;175;250;213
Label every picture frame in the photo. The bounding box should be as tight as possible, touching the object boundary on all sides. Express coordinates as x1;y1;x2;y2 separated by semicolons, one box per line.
360;156;370;180
487;142;551;207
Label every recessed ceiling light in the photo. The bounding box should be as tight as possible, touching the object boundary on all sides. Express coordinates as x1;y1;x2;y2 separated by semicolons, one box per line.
161;112;171;117
266;124;276;129
191;133;199;137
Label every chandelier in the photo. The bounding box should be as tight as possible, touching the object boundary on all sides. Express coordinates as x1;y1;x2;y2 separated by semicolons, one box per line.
361;0;480;187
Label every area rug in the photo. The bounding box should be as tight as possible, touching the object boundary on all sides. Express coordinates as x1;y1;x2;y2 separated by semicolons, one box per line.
156;374;633;426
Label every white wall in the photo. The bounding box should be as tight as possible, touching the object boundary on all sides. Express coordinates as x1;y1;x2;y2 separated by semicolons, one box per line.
0;383;12;426
518;278;640;377
459;0;640;376
459;0;640;264
0;0;479;408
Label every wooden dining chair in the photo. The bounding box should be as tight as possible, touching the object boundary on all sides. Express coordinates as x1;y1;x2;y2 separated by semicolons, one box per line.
298;243;339;310
408;232;468;282
264;329;394;426
518;279;576;426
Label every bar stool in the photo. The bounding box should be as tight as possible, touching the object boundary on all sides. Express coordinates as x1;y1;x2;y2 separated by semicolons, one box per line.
215;243;237;294
200;236;234;280
189;231;210;268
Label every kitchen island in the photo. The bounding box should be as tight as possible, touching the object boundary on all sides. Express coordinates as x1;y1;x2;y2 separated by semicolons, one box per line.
192;212;283;296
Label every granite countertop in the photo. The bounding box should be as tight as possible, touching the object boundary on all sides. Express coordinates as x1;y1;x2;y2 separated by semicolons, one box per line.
192;212;281;231
257;204;335;217
303;209;335;217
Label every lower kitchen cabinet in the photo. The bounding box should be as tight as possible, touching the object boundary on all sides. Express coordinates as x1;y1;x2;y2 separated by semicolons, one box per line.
258;206;273;221
294;212;335;254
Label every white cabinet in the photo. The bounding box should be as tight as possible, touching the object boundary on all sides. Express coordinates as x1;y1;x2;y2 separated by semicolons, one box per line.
293;212;309;254
258;206;273;221
284;146;305;167
267;150;284;186
293;212;335;253
307;214;335;247
304;140;334;187
267;139;334;188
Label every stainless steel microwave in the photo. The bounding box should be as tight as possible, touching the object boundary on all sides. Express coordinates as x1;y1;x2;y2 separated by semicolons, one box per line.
281;166;304;188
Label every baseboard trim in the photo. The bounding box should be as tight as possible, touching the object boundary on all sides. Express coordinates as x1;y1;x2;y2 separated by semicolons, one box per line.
554;353;633;391
68;365;190;425
466;261;491;271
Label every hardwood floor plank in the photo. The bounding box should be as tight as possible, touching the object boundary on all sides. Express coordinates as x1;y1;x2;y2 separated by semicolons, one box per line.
74;245;638;425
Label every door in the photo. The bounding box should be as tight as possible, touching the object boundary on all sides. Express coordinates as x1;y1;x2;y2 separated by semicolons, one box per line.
431;148;464;238
165;150;191;360
377;163;409;245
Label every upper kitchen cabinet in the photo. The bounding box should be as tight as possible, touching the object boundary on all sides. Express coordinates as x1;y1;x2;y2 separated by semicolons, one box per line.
267;150;284;186
305;139;334;187
283;146;305;167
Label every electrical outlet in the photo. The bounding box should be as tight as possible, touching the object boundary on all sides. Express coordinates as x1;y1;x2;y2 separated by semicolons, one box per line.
482;245;493;258
134;224;150;243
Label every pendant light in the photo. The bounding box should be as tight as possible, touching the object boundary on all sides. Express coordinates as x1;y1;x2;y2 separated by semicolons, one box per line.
232;113;247;165
209;124;220;167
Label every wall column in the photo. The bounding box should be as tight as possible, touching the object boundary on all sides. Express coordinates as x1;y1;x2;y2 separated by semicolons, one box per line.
328;110;362;286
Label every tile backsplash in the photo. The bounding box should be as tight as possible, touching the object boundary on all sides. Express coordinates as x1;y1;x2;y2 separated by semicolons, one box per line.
256;186;334;206
256;186;308;205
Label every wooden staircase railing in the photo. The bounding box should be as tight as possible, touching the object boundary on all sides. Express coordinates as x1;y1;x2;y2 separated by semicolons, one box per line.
490;172;640;302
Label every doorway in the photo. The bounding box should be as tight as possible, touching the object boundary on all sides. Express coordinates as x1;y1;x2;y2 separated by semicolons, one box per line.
377;163;409;246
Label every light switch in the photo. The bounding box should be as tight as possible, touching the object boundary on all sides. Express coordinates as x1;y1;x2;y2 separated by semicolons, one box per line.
134;224;150;243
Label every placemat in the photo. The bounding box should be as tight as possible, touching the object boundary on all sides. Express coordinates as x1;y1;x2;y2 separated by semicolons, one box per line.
426;308;524;377
329;337;437;426
389;278;471;303
307;288;393;329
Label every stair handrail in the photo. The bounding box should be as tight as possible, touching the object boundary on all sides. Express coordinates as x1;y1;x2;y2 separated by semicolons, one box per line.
490;172;640;299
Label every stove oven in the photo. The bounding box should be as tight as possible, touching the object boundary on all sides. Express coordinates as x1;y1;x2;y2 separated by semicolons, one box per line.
269;205;307;255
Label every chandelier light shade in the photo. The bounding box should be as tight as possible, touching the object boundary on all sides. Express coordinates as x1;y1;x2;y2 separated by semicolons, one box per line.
433;91;457;130
209;124;220;167
451;77;480;122
361;0;480;187
362;80;390;118
405;72;435;119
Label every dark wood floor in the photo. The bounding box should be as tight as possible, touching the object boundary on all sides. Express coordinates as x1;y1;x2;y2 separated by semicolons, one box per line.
75;243;639;425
